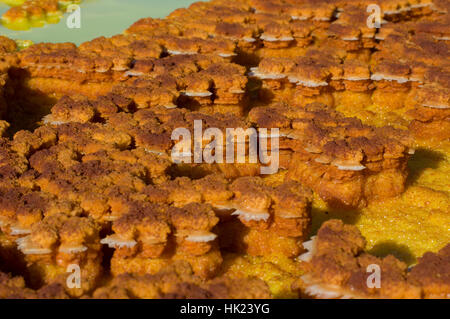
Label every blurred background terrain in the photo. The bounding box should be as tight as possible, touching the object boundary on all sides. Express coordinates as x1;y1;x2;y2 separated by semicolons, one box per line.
0;0;197;45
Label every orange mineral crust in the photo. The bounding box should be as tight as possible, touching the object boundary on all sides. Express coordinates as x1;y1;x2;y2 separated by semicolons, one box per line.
295;219;449;299
42;95;263;177
15;43;249;113
92;262;271;299
249;103;413;208
15;213;102;297
0;0;448;300
102;174;311;277
0;271;69;299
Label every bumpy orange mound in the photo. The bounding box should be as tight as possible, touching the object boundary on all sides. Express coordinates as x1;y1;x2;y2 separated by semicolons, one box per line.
0;0;448;299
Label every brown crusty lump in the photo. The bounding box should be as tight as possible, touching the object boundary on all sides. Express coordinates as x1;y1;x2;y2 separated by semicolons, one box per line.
296;220;449;299
92;261;271;299
0;271;69;299
102;174;312;279
0;0;448;300
249;103;413;208
408;244;450;299
15;213;103;297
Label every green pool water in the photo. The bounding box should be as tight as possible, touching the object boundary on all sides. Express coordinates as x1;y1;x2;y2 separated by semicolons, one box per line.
0;0;197;45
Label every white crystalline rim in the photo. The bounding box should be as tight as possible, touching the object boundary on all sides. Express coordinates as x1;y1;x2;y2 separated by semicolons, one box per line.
408;148;416;155
21;247;53;255
335;164;367;171
341;37;360;41
302;236;315;251
433;36;450;41
297;236;316;262
260;34;294;42
249;67;261;74
111;66;129;72
410;3;433;9
248;67;286;80
124;70;144;76
374;35;385;40
243;37;256;43
182;91;213;97
104;215;118;222
288;76;328;87
9;226;31;235
296;236;362;298
164;104;178;109
59;245;88;254
300;274;361;299
422;103;450;109
313;17;331;21
343;76;371;81
250;72;286;80
42;114;67;126
144;148;166;156
283;132;299;139
277;212;305;219
95;68;109;73
167;50;197;55
100;235;137;248
370;73;410;84
185;232;217;243
231;209;270;222
280;132;297;139
16;236;52;255
218;52;237;58
291;15;309;20
314;157;331;164
213;204;284;221
42;114;53;124
15;236;27;245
